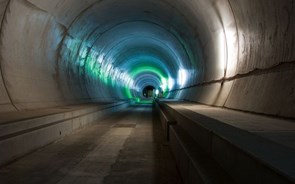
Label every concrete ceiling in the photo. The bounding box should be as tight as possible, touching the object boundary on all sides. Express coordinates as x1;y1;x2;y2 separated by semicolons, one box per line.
0;0;294;118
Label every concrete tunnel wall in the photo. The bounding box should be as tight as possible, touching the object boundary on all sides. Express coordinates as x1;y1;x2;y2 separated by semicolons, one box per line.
0;0;294;119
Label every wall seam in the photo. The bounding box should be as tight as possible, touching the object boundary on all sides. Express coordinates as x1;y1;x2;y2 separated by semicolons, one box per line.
0;0;19;111
169;60;295;92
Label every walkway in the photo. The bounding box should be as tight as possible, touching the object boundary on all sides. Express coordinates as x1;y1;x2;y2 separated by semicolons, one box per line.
0;103;182;184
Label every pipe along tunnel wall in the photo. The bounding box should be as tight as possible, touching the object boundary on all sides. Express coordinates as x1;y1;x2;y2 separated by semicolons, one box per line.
0;0;294;182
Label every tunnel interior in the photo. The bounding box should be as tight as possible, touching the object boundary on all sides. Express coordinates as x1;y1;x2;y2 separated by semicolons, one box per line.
56;0;201;102
142;85;155;98
0;0;295;183
0;0;293;119
0;0;294;119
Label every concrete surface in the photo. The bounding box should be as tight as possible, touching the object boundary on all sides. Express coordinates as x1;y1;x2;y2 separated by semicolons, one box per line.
0;103;182;184
0;102;126;124
0;0;293;120
166;101;295;150
157;100;295;184
0;101;129;167
0;0;294;183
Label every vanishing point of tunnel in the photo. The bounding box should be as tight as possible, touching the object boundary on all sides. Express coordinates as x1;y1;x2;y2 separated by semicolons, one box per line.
0;0;295;184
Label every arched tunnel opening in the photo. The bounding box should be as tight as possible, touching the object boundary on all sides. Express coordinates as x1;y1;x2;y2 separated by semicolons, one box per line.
142;85;155;98
0;0;294;183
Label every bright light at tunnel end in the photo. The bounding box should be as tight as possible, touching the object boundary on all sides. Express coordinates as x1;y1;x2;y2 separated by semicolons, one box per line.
155;89;159;96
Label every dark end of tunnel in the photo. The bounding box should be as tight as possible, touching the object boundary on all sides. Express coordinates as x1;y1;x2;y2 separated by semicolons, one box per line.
142;85;155;98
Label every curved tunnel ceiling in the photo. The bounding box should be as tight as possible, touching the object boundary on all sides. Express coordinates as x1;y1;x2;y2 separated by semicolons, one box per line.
0;0;294;119
60;1;200;98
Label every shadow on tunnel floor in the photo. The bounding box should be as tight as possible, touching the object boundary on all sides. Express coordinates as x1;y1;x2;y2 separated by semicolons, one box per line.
103;103;183;184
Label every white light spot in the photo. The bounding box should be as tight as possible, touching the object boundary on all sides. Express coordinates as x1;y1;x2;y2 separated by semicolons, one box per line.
178;69;187;87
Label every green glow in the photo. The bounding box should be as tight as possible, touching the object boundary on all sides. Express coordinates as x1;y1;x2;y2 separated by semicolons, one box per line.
135;98;140;103
63;41;135;98
138;100;153;104
129;65;169;94
83;48;133;88
63;37;173;99
122;86;133;99
129;65;167;79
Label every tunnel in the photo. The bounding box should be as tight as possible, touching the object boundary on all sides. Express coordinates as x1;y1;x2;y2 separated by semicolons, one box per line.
0;0;294;183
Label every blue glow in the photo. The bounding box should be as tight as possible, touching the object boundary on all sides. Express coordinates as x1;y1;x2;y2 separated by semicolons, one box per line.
59;18;199;100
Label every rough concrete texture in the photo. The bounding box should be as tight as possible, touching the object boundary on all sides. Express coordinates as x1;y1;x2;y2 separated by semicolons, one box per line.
0;104;182;184
158;100;295;184
0;102;129;167
0;1;294;183
0;0;293;120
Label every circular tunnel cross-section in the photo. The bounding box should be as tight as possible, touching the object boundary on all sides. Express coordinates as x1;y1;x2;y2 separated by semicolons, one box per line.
0;0;293;119
0;0;295;183
142;85;155;98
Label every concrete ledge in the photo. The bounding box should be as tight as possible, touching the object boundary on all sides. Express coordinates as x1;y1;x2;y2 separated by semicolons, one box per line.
0;101;129;166
154;101;176;141
158;100;295;184
170;124;235;184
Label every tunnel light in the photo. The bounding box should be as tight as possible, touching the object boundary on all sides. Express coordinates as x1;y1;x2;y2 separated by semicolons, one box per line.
79;59;85;67
218;31;226;73
87;50;97;67
121;73;126;80
224;28;238;76
80;47;89;58
161;78;167;91
126;78;131;85
106;63;112;73
123;75;129;83
178;69;187;87
62;39;136;98
109;68;115;77
77;47;89;67
155;89;159;96
168;78;174;90
97;54;104;64
114;69;119;79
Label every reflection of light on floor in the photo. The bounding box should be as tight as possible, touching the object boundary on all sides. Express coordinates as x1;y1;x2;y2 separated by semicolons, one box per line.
130;99;153;112
137;100;153;104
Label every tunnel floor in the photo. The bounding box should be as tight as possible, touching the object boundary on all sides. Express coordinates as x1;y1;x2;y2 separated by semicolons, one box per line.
0;103;182;184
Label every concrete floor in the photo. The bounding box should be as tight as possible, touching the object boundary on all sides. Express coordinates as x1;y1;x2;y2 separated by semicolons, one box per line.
0;104;182;184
